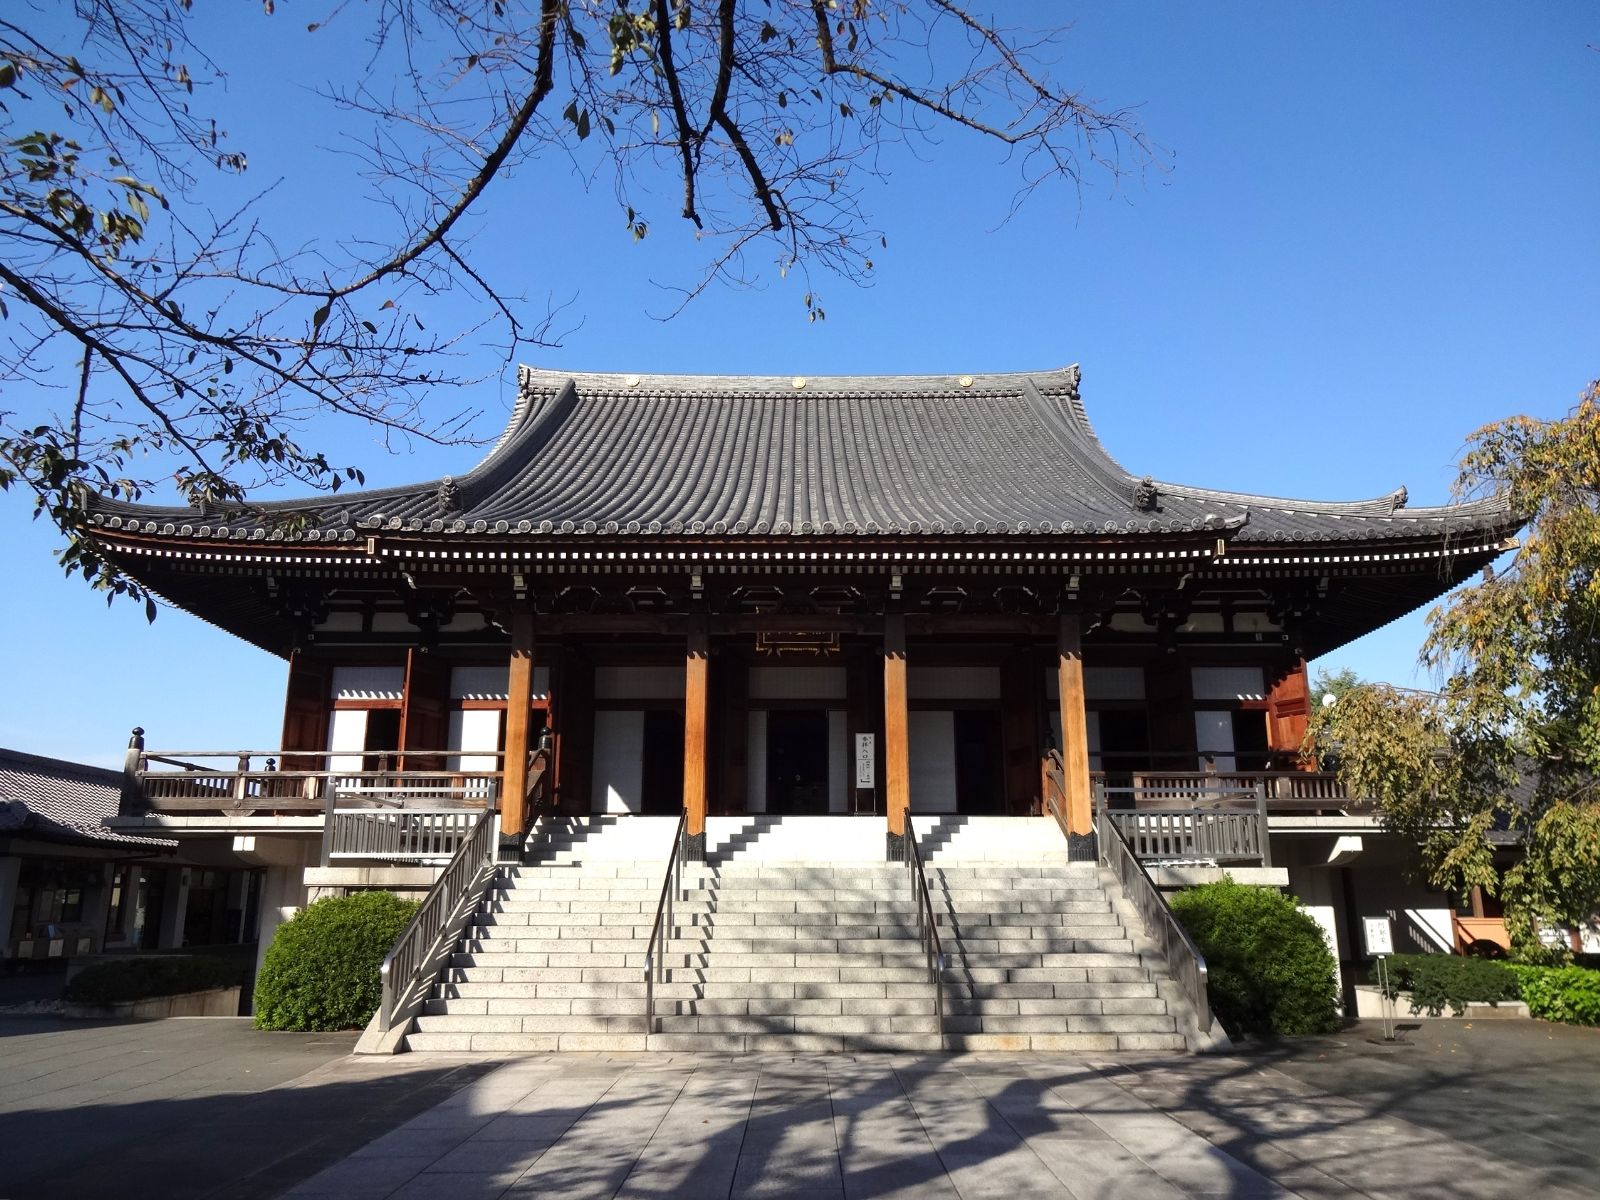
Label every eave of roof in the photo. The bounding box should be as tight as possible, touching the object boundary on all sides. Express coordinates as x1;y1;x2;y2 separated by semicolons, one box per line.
86;365;1517;549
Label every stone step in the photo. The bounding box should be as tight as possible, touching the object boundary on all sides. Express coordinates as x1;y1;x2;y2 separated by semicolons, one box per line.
945;997;1168;1016
439;979;935;1000
941;1013;1176;1035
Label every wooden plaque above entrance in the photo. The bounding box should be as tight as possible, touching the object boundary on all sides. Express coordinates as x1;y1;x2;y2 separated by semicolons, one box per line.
755;630;841;656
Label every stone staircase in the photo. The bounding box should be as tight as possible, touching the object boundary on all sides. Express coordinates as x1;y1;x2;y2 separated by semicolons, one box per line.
404;816;1191;1053
933;864;1187;1052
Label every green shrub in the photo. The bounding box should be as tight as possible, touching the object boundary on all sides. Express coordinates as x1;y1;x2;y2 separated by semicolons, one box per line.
64;955;244;1005
1169;878;1340;1037
253;891;419;1031
1508;965;1600;1026
1380;954;1519;1016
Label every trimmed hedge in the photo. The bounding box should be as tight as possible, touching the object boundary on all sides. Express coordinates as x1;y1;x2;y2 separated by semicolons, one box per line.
63;955;244;1005
253;891;419;1032
1380;954;1519;1016
1508;965;1600;1026
1169;878;1340;1037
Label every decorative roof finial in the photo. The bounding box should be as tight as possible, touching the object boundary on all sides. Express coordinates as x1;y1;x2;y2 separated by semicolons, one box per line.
1389;485;1409;513
1133;476;1159;512
436;475;462;514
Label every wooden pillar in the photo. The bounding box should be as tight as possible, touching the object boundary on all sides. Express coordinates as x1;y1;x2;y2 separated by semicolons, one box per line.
501;612;536;837
1056;614;1093;838
884;613;911;858
683;621;710;859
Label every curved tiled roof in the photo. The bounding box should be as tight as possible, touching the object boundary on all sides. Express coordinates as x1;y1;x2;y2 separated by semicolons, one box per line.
89;365;1514;545
0;747;175;849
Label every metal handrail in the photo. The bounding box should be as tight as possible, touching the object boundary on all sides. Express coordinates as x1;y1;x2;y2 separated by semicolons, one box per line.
903;814;947;1050
1096;806;1212;1033
376;806;500;1033
643;808;690;1036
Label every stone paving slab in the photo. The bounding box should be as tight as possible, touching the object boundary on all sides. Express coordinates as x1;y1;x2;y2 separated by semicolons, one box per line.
7;1017;1600;1200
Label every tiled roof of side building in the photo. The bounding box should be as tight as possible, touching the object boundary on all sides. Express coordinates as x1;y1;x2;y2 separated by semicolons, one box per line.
0;747;176;850
88;365;1515;545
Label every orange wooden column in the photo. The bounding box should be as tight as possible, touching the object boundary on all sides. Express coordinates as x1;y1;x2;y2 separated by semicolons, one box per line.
683;621;709;859
1056;613;1093;837
501;612;536;837
884;613;911;858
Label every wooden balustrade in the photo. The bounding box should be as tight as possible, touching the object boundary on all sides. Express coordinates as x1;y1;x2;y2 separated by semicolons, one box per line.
130;748;503;815
325;808;484;860
1091;770;1364;814
1104;809;1269;866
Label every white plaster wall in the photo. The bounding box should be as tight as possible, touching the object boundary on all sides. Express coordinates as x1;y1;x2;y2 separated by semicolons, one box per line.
447;708;502;774
909;710;958;812
330;665;405;701
748;666;846;700
1191;666;1266;701
591;710;645;812
909;666;1001;700
252;862;311;1015
594;665;684;699
1287;865;1345;997
327;708;368;775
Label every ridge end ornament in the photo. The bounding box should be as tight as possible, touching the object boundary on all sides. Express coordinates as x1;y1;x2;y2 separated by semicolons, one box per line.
436;475;462;514
1133;476;1160;512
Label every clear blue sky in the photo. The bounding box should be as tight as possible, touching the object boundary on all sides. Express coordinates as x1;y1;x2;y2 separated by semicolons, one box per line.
2;4;1595;766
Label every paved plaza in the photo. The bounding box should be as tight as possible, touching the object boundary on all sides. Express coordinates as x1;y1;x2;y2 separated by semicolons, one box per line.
2;1017;1598;1199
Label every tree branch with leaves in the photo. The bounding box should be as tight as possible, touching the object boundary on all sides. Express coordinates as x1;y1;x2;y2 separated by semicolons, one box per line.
1310;382;1600;959
0;0;1153;611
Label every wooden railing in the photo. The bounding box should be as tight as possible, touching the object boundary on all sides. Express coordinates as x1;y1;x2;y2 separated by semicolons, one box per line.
523;746;554;832
1097;777;1271;866
1042;749;1097;863
128;747;502;815
1098;807;1212;1033
1104;809;1270;867
1092;770;1364;814
376;807;500;1033
904;814;947;1049
325;809;484;861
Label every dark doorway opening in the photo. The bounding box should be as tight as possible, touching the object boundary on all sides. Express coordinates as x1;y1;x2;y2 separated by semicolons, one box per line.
640;709;684;814
954;710;1005;814
363;708;402;773
1096;708;1152;800
767;709;830;814
1230;709;1270;771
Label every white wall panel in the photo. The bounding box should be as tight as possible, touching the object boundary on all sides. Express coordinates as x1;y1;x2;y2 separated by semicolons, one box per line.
447;708;502;772
330;666;404;701
1191;666;1266;701
748;666;846;700
326;708;368;774
908;666;1000;700
828;711;848;814
592;710;645;812
1085;667;1145;701
909;710;958;813
746;711;767;814
594;665;685;700
1048;666;1147;701
450;663;548;700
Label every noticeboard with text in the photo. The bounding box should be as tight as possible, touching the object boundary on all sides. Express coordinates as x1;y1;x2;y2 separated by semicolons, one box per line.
1362;916;1394;958
854;734;876;788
